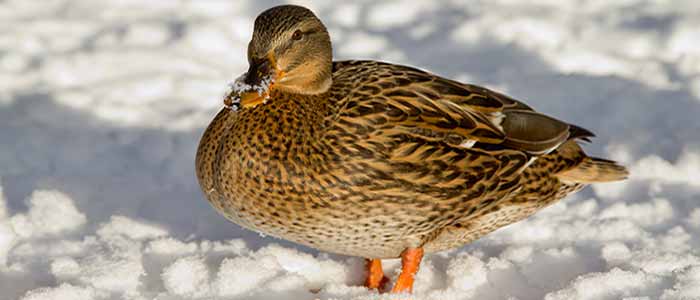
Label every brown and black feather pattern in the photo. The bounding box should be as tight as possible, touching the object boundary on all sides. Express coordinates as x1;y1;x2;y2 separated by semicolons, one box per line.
196;60;628;258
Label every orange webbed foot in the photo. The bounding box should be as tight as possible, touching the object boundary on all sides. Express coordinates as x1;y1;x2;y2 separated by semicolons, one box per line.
364;258;388;290
391;247;424;295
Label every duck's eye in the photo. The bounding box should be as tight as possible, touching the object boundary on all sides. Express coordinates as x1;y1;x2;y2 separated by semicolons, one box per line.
292;30;303;41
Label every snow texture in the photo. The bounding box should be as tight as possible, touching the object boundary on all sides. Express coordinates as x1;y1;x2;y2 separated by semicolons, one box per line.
224;72;274;110
1;0;700;299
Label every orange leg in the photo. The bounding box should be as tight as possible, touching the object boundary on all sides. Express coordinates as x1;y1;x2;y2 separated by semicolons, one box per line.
364;258;388;290
391;247;424;294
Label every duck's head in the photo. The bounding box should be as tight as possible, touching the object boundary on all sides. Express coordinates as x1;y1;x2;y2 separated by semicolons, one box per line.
228;5;332;109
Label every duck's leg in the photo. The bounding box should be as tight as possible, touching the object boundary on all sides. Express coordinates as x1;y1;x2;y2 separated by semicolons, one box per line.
391;247;424;294
364;258;387;290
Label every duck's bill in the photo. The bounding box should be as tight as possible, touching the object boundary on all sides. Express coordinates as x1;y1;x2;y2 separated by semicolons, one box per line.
224;55;283;110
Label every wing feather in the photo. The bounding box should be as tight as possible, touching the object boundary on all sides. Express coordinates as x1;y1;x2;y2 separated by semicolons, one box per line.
332;60;577;155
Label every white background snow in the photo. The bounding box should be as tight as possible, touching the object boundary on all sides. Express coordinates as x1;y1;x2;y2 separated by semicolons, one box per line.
1;0;700;299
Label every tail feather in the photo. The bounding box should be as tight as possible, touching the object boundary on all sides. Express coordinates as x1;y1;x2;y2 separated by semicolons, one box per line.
557;156;629;183
568;124;595;143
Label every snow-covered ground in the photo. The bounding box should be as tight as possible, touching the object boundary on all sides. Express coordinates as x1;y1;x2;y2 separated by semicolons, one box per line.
2;0;700;299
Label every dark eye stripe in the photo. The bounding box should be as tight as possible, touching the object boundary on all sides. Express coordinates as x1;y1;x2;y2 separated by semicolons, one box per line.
293;28;319;39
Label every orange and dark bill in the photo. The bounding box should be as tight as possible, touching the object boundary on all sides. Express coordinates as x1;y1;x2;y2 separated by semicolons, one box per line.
224;53;283;110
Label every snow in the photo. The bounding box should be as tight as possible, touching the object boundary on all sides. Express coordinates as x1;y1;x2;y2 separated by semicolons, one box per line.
366;2;437;30
96;215;168;241
337;32;390;58
544;268;663;300
21;284;99;300
1;0;699;299
225;72;274;110
161;255;211;297
10;190;86;238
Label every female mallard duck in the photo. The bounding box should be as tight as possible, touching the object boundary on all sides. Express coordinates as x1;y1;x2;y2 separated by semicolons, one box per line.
196;4;628;294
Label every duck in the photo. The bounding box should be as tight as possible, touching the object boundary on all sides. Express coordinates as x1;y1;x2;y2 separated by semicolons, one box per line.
195;4;628;295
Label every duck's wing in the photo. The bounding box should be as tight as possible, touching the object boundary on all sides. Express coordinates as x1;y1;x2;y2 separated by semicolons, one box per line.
331;60;589;156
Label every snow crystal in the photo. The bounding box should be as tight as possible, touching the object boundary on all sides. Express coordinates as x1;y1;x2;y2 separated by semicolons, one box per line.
162;255;211;297
208;239;248;255
146;237;199;256
598;198;673;227
215;255;281;297
629;152;700;186
625;250;700;277
661;266;700;300
667;20;700;58
96;215;168;241
0;221;16;268
21;283;99;300
11;237;97;260
0;184;14;267
229;72;273;96
10;190;86;238
257;244;350;288
446;253;488;291
225;72;274;110
75;250;145;293
501;246;535;264
50;257;81;280
660;226;692;253
544;268;662;300
686;208;700;228
601;242;632;266
265;273;307;292
412;259;438;293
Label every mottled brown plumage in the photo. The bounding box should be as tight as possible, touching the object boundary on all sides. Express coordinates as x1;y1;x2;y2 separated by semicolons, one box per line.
195;4;628;293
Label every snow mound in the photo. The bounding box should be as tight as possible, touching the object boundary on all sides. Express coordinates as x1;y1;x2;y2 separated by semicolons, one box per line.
1;185;697;299
21;283;99;300
10;190;86;239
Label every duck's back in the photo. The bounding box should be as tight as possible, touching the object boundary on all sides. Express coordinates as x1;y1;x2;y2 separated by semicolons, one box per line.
327;60;627;253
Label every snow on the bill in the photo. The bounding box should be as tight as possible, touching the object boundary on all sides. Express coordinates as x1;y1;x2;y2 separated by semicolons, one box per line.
1;0;699;299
